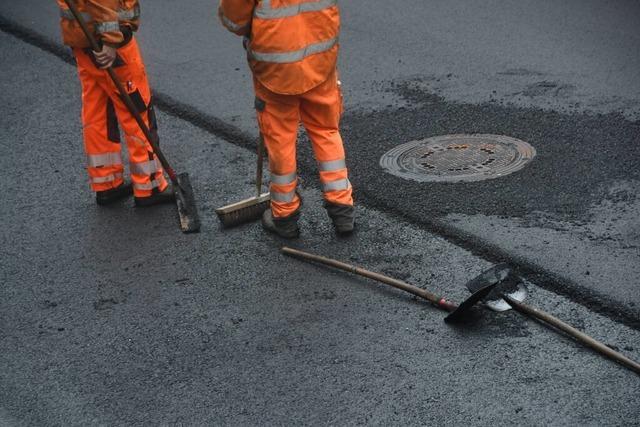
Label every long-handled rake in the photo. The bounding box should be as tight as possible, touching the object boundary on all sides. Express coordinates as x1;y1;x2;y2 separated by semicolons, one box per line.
466;266;640;375
281;247;505;322
64;0;200;233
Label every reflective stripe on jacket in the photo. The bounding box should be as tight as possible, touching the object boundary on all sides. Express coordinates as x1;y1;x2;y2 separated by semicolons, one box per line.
57;0;141;48
219;0;340;95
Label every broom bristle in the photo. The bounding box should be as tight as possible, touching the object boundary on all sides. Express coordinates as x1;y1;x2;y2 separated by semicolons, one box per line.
217;199;270;228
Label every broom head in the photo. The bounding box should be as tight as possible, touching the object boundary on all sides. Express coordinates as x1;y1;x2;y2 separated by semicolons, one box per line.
216;193;270;228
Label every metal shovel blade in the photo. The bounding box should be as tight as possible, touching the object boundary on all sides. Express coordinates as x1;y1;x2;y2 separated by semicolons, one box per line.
444;264;512;323
444;280;498;323
466;264;527;311
175;172;200;233
486;282;528;312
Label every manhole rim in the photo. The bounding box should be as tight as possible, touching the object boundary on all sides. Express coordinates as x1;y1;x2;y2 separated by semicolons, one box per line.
380;133;536;183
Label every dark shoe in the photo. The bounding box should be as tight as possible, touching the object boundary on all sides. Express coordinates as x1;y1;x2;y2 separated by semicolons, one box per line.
96;182;133;206
261;209;300;239
325;202;355;236
134;184;175;207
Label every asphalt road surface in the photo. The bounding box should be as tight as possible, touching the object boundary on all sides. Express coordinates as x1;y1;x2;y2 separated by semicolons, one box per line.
1;2;639;425
2;0;638;323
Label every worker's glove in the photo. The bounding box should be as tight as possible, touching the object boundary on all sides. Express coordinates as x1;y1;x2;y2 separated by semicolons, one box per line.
93;44;117;69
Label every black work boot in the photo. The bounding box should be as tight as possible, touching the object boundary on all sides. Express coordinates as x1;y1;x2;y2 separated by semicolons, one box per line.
96;181;133;206
325;202;355;236
261;209;300;239
134;184;175;207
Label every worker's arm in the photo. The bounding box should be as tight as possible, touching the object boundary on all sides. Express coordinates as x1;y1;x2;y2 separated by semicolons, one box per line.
218;0;254;36
85;0;123;68
85;0;123;47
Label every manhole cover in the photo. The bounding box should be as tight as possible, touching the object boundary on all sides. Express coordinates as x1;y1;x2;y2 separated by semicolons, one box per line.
380;134;536;183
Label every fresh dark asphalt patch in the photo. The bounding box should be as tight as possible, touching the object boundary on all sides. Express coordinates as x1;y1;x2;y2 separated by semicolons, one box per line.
1;13;638;330
298;85;640;329
334;81;640;220
307;81;640;328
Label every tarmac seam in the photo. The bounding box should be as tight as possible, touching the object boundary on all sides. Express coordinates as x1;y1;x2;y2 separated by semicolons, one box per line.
3;14;637;331
382;204;640;330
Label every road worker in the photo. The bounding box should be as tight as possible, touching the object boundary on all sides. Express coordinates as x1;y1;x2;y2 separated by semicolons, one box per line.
219;0;355;238
58;0;174;206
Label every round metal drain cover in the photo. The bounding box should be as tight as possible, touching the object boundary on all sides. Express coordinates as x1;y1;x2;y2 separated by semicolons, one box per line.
380;134;536;183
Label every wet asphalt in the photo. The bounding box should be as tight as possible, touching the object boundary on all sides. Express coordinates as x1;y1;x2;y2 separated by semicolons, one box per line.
1;1;640;425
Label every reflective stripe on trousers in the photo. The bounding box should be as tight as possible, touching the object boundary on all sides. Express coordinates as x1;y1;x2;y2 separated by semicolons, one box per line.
130;158;162;176
322;178;351;192
133;179;162;191
254;0;337;19
87;152;122;168
91;172;123;184
318;158;346;172
270;171;297;203
270;189;297;203
248;37;338;64
270;171;297;185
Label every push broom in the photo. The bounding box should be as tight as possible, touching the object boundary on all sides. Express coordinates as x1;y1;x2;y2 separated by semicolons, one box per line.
215;133;270;227
64;0;200;233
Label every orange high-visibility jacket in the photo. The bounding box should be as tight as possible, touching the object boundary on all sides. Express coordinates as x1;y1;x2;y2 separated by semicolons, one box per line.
219;0;340;95
57;0;141;48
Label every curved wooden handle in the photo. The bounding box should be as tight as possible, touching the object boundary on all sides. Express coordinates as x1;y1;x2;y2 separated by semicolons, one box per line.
281;246;456;311
503;295;640;375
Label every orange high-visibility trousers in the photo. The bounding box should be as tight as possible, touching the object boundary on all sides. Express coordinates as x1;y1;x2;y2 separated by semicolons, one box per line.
73;37;167;198
254;70;353;218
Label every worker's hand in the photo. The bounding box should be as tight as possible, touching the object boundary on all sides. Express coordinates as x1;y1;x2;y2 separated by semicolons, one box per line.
93;44;117;69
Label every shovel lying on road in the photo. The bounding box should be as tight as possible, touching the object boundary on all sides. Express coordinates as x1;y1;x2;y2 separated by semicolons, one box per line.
64;0;200;233
281;247;504;322
467;267;640;375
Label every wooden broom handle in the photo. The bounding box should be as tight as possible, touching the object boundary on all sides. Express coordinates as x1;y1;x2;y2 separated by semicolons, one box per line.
256;134;264;196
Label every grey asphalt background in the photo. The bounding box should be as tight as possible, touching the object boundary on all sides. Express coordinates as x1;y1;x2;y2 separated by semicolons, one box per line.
2;30;640;426
1;1;640;425
1;0;638;322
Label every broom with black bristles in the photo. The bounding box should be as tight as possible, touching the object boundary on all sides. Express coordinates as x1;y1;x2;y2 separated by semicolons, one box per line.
216;133;270;227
